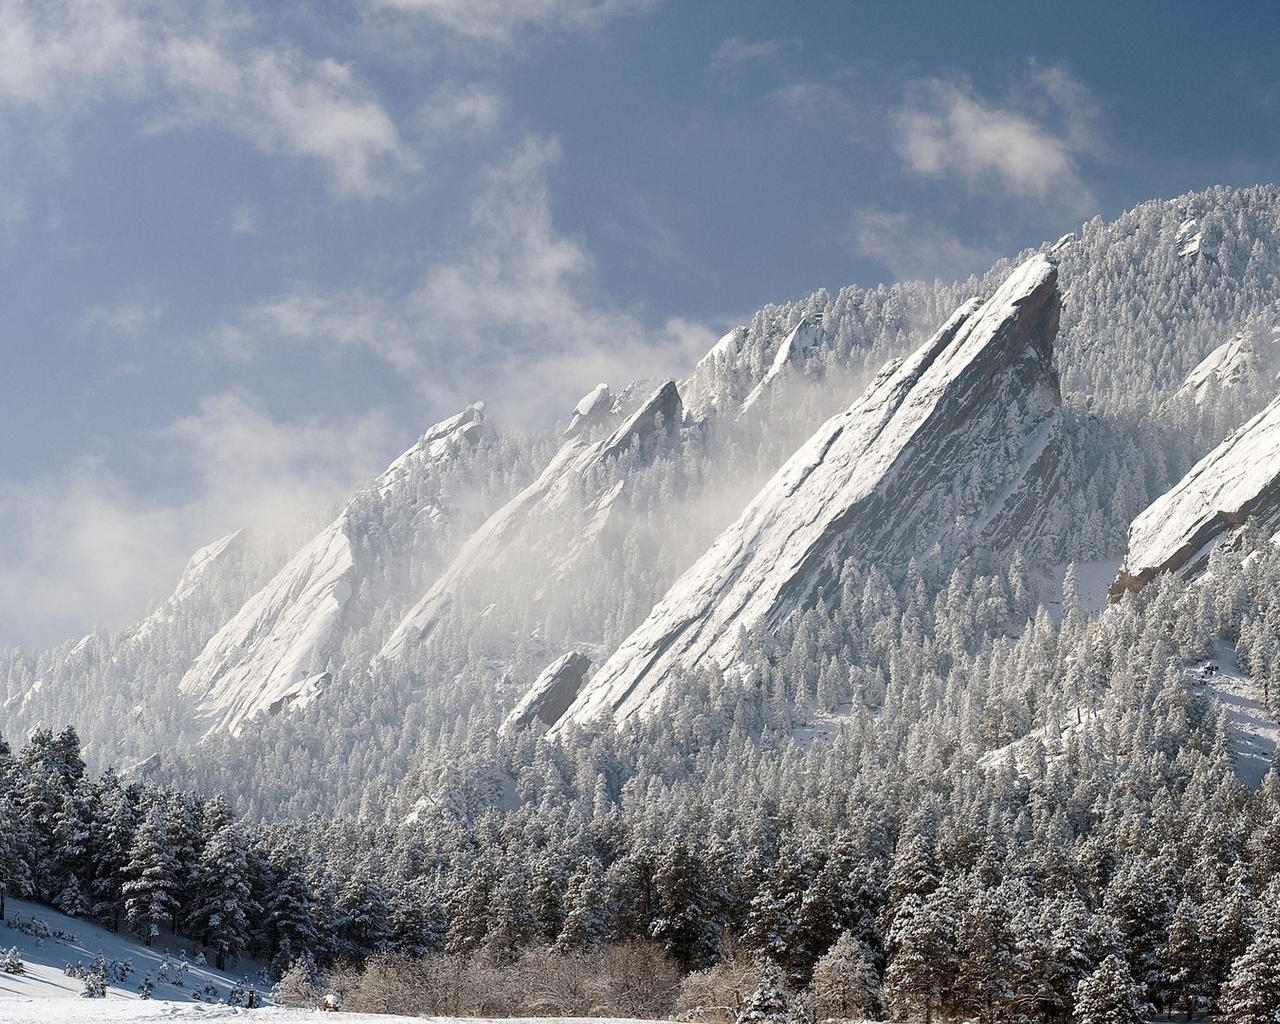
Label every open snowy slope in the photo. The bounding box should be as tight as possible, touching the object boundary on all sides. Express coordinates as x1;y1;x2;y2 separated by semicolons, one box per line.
554;254;1064;732
1196;642;1280;790
0;898;266;1006
0;1008;679;1024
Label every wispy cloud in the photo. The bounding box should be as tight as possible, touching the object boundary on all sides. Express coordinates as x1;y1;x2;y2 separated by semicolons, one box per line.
893;69;1100;213
216;135;717;422
79;303;163;338
0;390;392;648
767;81;851;121
365;0;659;49
848;209;999;284
709;35;801;70
0;2;416;199
417;82;505;142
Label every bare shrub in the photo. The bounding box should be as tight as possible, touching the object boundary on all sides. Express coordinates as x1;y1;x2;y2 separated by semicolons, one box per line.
595;939;682;1017
678;956;762;1023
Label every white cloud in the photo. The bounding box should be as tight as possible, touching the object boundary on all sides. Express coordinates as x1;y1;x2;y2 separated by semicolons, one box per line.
219;134;717;423
163;389;393;536
893;71;1099;212
365;0;658;48
849;209;999;284
709;35;800;70
79;303;163;337
768;81;851;121
0;390;393;648
418;82;504;142
155;37;417;199
0;1;416;199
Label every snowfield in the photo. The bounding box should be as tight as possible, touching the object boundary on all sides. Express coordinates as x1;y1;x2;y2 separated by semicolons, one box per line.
0;1002;427;1022
0;1004;677;1024
0;897;268;1009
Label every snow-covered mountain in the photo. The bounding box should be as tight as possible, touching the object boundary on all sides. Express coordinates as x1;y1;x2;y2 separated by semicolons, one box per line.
1112;387;1280;597
9;185;1280;818
553;254;1064;732
378;381;684;663
180;405;485;736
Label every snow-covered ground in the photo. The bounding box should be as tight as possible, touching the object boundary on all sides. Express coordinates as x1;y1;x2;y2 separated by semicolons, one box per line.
0;1002;674;1024
0;897;268;1007
1042;558;1121;622
1193;642;1280;789
0;1002;429;1022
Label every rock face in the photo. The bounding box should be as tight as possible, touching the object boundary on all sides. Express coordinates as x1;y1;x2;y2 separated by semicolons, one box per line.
1111;393;1280;598
502;652;593;734
739;314;823;415
554;255;1063;732
180;404;485;737
379;381;685;662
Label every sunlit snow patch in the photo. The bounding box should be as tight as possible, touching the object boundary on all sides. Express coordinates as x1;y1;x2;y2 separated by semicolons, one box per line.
1189;643;1280;790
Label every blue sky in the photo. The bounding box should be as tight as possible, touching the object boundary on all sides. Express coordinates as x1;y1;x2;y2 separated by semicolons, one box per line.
0;0;1278;647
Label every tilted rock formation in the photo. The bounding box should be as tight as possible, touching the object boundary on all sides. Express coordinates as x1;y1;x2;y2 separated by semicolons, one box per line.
502;651;593;734
180;404;485;736
554;255;1064;732
379;381;685;662
1112;392;1280;598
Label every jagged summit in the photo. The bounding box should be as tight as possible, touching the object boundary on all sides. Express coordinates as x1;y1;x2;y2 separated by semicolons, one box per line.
739;314;823;415
553;254;1063;733
180;404;486;737
379;380;685;662
1112;391;1280;599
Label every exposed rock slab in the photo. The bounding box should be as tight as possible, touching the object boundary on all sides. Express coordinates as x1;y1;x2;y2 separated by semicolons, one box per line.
502;651;593;734
554;255;1063;733
180;405;485;737
379;381;685;662
1112;393;1280;598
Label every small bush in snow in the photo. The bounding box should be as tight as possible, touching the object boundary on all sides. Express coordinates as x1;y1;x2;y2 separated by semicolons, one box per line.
7;914;56;941
138;975;154;999
193;981;221;1002
1;947;24;974
79;969;107;998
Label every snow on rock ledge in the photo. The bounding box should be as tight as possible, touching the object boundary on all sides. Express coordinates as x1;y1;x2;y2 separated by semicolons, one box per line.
1111;392;1280;599
554;255;1063;734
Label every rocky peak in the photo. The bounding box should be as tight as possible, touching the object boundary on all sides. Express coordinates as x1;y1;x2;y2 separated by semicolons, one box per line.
553;255;1064;733
1112;392;1280;599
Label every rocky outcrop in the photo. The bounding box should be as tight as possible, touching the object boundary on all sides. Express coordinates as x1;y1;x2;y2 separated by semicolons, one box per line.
379;381;686;662
1111;393;1280;599
739;315;823;415
502;652;593;734
553;255;1064;733
180;404;485;737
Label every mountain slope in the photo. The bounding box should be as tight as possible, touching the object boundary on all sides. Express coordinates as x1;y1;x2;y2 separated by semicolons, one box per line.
554;255;1063;732
179;405;485;736
1112;389;1280;597
379;382;684;662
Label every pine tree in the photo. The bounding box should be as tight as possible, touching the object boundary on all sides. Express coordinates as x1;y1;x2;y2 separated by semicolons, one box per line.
122;802;180;947
1073;955;1148;1024
1219;933;1280;1024
810;931;882;1021
555;856;609;952
189;823;255;970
